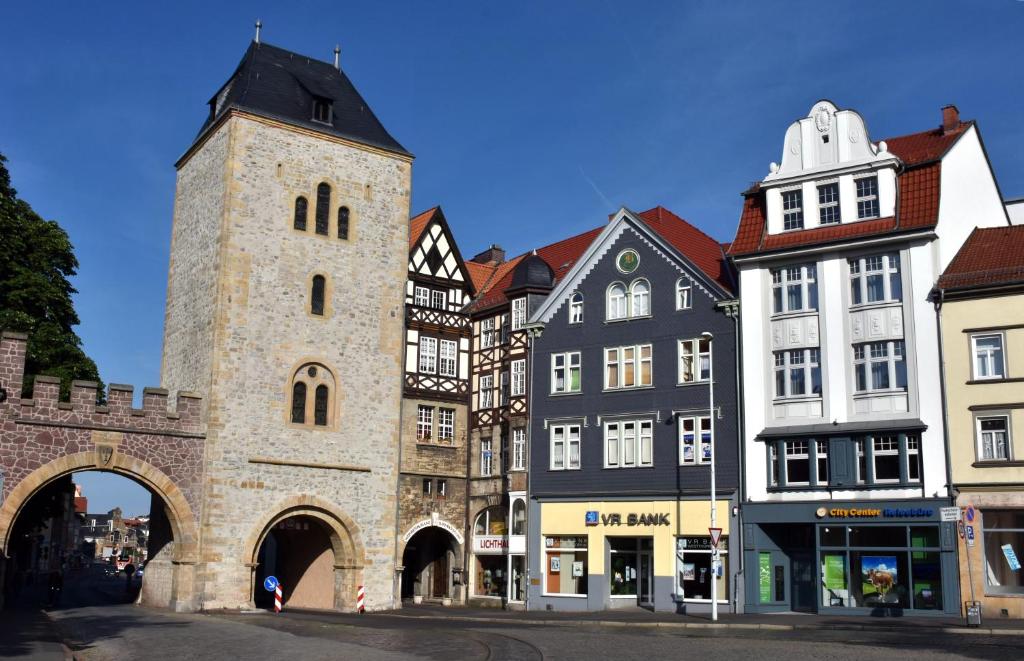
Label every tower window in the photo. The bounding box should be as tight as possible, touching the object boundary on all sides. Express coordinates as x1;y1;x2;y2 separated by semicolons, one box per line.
314;385;329;426
315;183;330;236
293;196;308;231
291;382;307;424
338;206;350;240
311;275;326;316
312;97;332;123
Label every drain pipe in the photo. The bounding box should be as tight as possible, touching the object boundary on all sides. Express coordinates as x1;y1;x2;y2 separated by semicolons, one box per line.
933;289;955;501
730;300;744;613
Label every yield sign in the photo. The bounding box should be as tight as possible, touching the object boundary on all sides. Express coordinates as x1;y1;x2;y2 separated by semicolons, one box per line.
709;527;723;548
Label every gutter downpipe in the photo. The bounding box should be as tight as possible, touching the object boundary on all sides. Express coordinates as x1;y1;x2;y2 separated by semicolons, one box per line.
524;322;542;612
730;300;744;614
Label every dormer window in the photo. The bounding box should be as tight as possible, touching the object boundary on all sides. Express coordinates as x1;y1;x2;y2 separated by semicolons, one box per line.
856;176;880;219
782;190;804;230
817;183;840;225
312;97;332;124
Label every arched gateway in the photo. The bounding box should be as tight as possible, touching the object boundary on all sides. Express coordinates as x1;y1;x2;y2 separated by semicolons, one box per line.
0;332;205;611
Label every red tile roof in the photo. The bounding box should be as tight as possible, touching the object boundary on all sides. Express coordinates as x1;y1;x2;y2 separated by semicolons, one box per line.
408;207;437;249
465;260;499;292
728;121;970;257
466;206;732;313
937;225;1024;290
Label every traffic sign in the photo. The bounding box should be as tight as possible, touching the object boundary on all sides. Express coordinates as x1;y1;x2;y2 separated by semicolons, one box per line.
957;521;966;539
263;575;279;592
940;507;960;522
966;506;976;523
709;527;723;548
966;525;976;547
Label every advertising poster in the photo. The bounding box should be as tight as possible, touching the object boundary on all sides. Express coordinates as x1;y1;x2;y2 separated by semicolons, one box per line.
759;553;771;602
572;561;584;577
1002;544;1021;571
823;554;845;590
682;563;696;581
861;556;897;603
550;556;561;573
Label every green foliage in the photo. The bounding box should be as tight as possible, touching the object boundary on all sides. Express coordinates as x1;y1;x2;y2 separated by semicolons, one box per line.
0;152;104;401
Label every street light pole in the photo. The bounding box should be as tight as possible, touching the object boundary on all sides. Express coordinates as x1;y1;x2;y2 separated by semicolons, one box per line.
701;331;717;622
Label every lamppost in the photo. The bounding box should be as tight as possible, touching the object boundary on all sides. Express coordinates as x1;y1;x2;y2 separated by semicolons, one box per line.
701;331;718;622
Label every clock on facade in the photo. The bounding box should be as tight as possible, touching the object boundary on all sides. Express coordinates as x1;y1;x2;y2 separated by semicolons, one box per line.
616;249;639;274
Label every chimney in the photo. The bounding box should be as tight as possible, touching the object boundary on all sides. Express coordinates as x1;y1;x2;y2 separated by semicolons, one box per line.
941;105;960;134
470;244;506;265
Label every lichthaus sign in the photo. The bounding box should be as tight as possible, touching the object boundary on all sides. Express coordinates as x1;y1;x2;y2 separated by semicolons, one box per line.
473;535;509;554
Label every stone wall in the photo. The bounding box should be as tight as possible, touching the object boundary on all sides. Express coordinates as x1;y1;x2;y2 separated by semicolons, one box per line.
164;113;412;611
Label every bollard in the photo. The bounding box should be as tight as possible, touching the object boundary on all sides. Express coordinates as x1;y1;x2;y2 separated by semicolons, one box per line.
356;585;365;613
274;584;282;613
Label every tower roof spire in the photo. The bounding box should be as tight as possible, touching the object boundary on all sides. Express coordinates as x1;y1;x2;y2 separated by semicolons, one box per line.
254;19;262;44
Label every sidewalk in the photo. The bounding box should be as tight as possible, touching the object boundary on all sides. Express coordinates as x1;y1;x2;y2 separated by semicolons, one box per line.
0;586;71;661
359;603;1024;637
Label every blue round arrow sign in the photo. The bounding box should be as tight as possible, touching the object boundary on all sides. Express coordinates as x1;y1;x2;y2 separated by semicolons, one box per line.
263;575;279;592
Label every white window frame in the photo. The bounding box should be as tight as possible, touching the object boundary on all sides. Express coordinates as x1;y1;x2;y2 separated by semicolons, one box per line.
418;336;437;374
481;437;493;476
431;289;446;310
849;253;902;305
511;297;527;331
773;348;821;399
511;359;526;396
679;416;711;465
604;420;653;468
569;292;584;324
414;285;430;307
782;188;804;230
871;435;901;483
551;351;581;394
678;338;710;384
676;279;692;310
976;415;1011;462
439;339;458;377
416;405;433;441
480;317;495;349
784;440;811;486
437;407;455;443
817;181;841;225
853;340;906;392
971;333;1006;380
605;344;652;390
512;427;527;471
607;282;627;320
630;279;651;317
550;424;581;471
500;370;510;406
816;440;828;484
771;264;817;314
855;176;879;220
479;374;494;409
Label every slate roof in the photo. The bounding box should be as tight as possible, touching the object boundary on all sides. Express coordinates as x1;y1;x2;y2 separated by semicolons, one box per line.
465;206;732;313
728;121;971;257
189;41;408;158
936;225;1024;291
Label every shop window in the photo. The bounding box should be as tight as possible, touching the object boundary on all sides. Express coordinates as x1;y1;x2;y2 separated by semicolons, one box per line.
544;536;588;596
676;536;728;603
475;555;506;598
474;506;507;536
983;510;1024;595
511;500;526;536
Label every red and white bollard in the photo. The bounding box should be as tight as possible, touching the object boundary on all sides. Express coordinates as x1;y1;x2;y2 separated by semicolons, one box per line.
274;584;283;613
356;585;365;613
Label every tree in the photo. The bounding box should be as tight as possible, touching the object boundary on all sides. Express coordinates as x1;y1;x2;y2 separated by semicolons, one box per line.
0;152;104;401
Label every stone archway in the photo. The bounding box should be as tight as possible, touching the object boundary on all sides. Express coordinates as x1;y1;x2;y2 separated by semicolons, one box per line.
243;495;365;611
0;452;201;611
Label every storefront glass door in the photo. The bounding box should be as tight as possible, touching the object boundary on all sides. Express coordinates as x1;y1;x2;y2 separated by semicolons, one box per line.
639;552;652;605
609;537;653;605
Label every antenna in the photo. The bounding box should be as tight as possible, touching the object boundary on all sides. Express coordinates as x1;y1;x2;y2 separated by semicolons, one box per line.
333;44;340;70
255;19;262;44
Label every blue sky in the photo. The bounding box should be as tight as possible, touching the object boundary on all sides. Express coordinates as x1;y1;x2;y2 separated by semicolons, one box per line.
2;1;1022;513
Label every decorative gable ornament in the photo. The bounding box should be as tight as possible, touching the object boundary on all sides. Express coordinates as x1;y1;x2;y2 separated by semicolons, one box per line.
616;249;640;274
813;105;832;133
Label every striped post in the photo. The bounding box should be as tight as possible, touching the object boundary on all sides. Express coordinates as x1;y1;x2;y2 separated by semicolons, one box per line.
356;585;365;613
274;584;283;613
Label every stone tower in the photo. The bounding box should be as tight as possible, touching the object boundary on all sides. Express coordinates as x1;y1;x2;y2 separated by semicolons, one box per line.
162;40;412;610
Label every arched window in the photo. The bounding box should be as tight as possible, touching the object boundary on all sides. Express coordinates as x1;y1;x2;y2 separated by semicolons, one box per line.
569;292;583;324
291;382;307;423
511;499;527;535
314;385;329;426
288;363;336;428
630;279;650;317
474;506;507;536
338;206;350;240
315;183;330;236
293;196;308;231
607;283;627;320
311;275;326;316
676;278;692;310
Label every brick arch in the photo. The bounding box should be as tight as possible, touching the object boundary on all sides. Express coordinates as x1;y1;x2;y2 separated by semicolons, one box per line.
0;451;200;561
243;494;365;569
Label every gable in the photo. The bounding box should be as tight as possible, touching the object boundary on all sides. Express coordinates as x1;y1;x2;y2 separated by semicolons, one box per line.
407;213;477;291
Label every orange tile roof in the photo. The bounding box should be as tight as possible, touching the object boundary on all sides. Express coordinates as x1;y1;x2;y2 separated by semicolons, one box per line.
408;207;437;249
728;121;969;257
464;260;499;292
937;225;1024;290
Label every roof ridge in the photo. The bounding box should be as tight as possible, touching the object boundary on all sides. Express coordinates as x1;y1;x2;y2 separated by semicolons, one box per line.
640;205;723;247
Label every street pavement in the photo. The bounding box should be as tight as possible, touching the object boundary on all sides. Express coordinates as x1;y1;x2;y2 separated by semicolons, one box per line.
5;566;1024;660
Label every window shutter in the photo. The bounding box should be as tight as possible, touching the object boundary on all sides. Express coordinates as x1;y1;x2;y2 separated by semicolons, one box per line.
828;437;852;486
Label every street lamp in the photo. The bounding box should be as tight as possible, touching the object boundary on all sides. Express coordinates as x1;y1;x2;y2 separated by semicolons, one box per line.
701;331;719;622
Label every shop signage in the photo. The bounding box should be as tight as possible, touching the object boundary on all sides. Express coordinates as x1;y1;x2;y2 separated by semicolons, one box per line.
823;554;845;590
940;507;961;522
1002;544;1021;571
585;510;670;527
473;535;508;554
966;525;976;547
758;553;771;602
403;514;465;544
678;536;728;551
815;506;934;520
